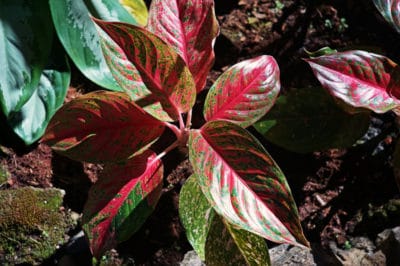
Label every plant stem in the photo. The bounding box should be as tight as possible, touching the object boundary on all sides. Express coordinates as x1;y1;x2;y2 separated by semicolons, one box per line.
165;122;181;139
155;140;179;161
186;109;192;129
179;112;185;130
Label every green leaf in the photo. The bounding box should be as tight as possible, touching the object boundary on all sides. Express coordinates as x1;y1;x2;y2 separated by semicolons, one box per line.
49;0;140;91
83;150;163;257
120;0;148;26
254;87;371;153
9;41;70;145
188;120;309;247
0;0;53;117
179;175;271;265
179;174;216;260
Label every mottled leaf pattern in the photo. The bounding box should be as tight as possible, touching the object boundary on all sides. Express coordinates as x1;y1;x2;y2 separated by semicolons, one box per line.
0;0;53;117
120;0;148;26
306;50;400;113
188;120;309;247
179;174;216;260
147;0;219;92
373;0;400;33
93;19;196;121
204;56;280;128
82;150;163;258
206;214;271;266
254;87;371;153
42;91;165;163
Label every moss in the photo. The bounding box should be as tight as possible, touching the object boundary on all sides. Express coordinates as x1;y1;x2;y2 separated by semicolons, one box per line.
0;163;9;184
0;187;73;265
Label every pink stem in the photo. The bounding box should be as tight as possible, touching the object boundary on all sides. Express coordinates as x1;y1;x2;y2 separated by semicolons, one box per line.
155;140;179;161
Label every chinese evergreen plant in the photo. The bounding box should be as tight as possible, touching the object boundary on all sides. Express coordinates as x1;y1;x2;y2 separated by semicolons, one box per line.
42;0;309;263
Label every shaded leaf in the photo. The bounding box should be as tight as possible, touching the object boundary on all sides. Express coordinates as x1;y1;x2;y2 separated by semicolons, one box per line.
206;213;270;266
188;120;309;247
179;174;216;260
147;0;219;92
120;0;148;26
49;0;140;91
204;56;280;128
373;0;400;33
305;50;400;113
254;87;371;153
83;150;163;258
94;19;196;121
42;91;165;163
0;0;53;116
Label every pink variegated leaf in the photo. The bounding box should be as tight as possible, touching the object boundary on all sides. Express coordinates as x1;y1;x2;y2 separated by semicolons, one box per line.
82;150;163;258
306;50;400;113
42;91;165;163
204;56;280;128
147;0;219;92
373;0;400;33
188;120;309;248
93;19;196;121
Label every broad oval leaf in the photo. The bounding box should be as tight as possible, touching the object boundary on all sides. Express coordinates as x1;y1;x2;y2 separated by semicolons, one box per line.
373;0;400;33
10;43;71;145
204;56;280;128
147;0;219;92
93;19;196;121
305;50;400;113
180;175;271;265
120;0;148;26
188;120;309;247
49;0;140;91
254;87;371;153
42;91;165;163
0;0;53;117
82;150;163;258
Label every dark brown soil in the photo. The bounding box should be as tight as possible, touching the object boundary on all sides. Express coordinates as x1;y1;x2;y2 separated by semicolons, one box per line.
1;0;400;265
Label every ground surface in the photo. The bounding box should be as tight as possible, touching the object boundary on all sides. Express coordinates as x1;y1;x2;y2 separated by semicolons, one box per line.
1;0;400;265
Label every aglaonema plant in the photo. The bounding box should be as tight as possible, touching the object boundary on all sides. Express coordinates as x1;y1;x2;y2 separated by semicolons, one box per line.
42;0;309;263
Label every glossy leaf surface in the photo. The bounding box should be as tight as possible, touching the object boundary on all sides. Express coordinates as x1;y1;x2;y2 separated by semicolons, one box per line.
373;0;400;33
42;91;165;163
254;87;371;153
49;0;139;91
180;175;270;265
83;150;163;257
120;0;148;26
179;175;216;260
206;213;270;266
189;120;309;247
10;43;70;145
306;50;400;113
0;0;53;117
204;56;280;128
147;0;219;92
94;19;196;121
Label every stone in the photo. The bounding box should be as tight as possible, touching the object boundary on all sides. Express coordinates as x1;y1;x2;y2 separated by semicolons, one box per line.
180;250;205;266
376;226;400;266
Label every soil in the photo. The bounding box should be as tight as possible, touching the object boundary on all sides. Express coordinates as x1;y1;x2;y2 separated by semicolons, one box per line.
1;0;400;265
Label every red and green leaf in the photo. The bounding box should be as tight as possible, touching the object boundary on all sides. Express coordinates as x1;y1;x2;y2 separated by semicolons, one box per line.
42;91;165;163
373;0;400;33
179;175;271;265
305;50;400;113
204;56;280;128
93;19;196;121
147;0;219;92
188;120;309;247
82;150;163;258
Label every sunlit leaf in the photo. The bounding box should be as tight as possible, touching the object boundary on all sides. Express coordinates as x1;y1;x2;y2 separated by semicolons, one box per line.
49;0;140;91
373;0;400;33
83;150;163;257
204;56;280;128
188;120;309;247
305;50;400;113
0;0;53;117
120;0;148;26
254;87;371;153
42;91;165;163
147;0;219;92
93;19;196;121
